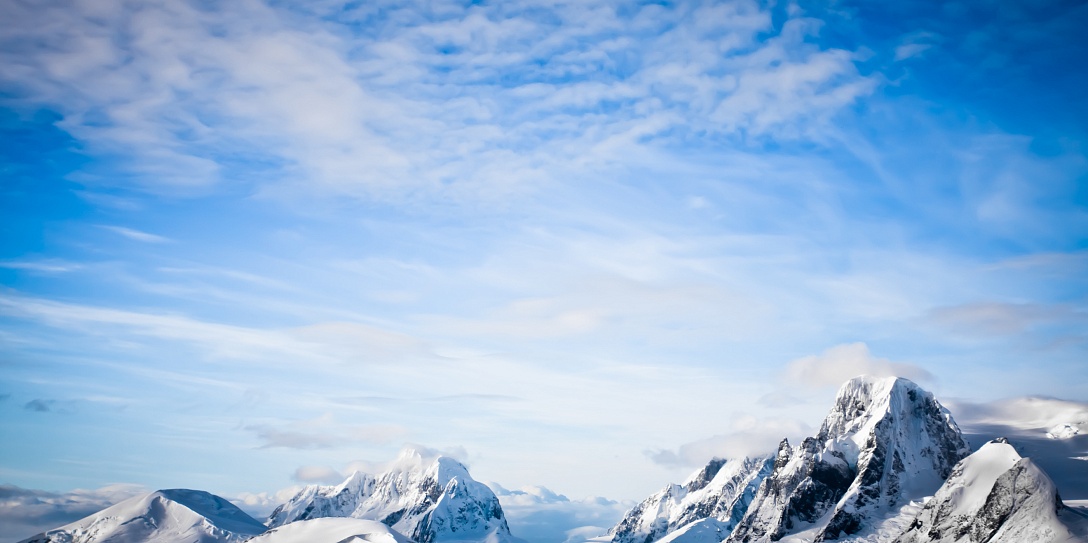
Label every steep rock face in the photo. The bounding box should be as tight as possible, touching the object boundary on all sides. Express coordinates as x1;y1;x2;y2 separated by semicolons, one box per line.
727;376;970;543
268;448;513;543
19;489;267;543
895;438;1085;543
610;456;773;543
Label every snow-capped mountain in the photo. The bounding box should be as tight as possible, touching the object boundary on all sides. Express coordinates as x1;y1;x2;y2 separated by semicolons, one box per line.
248;517;414;543
725;376;970;543
610;456;772;543
895;438;1086;543
268;447;515;543
18;489;268;543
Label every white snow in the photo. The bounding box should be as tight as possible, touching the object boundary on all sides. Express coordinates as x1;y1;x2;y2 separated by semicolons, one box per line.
249;517;412;543
18;489;267;543
726;376;970;543
1048;424;1082;440
945;440;1022;517
608;456;770;543
894;439;1084;543
655;518;731;543
268;446;515;543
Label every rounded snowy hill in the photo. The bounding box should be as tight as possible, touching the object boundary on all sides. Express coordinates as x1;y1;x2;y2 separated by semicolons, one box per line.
248;517;414;543
895;438;1088;543
17;488;267;543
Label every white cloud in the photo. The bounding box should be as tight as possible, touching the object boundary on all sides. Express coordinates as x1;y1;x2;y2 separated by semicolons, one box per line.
894;43;932;61
0;260;84;273
245;414;408;449
0;0;874;202
232;486;304;519
927;301;1085;337
293;465;344;484
490;484;630;543
945;397;1088;434
100;225;170;243
783;342;934;388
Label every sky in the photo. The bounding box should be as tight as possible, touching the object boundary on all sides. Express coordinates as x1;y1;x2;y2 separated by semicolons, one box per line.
1;0;1088;540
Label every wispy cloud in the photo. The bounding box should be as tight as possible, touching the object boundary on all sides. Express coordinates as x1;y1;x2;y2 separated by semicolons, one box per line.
0;260;83;273
245;414;408;449
99;226;170;243
0;0;874;202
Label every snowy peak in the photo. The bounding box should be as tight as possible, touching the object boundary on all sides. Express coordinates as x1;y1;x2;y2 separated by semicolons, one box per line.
19;489;267;543
268;449;513;543
818;376;970;540
895;438;1085;543
726;376;970;543
610;456;772;543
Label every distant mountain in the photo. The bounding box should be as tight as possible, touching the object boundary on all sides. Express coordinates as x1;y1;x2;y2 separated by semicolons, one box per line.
895;438;1087;543
17;489;267;543
268;447;516;543
726;376;970;543
609;456;772;543
248;517;413;543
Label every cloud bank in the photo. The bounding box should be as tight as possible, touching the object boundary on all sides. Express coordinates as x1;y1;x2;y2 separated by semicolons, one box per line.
0;484;146;543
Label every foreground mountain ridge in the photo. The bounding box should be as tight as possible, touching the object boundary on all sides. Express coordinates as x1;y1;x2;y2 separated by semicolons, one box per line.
614;375;1086;543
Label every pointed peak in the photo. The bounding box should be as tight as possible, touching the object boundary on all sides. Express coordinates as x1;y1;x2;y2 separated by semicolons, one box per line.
335;470;371;492
990;436;1011;445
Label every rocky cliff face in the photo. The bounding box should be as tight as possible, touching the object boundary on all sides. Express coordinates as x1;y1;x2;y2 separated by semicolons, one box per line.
610;456;772;543
726;376;970;543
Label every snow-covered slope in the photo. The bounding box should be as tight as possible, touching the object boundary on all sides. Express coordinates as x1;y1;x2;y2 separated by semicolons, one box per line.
726;376;970;543
610;456;772;543
248;517;414;543
895;438;1086;543
18;489;267;543
268;448;515;543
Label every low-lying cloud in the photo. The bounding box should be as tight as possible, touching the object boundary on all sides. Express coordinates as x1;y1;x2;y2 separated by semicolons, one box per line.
488;483;630;543
0;484;146;543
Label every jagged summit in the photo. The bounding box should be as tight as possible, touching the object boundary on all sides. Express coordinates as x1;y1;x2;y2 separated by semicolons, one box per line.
610;456;772;543
18;489;267;543
268;447;514;543
726;375;970;543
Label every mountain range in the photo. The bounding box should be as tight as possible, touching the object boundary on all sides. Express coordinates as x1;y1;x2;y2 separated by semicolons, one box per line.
17;376;1088;543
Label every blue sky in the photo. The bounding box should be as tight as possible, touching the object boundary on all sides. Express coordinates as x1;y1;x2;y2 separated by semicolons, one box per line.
1;0;1087;535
